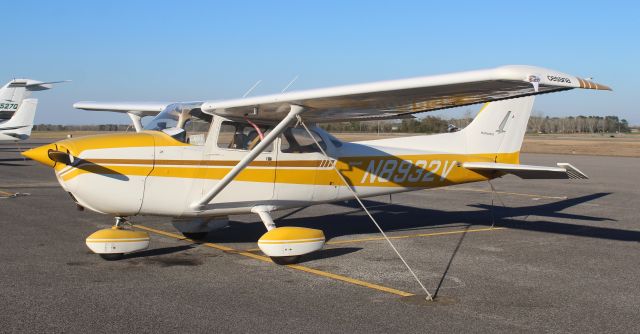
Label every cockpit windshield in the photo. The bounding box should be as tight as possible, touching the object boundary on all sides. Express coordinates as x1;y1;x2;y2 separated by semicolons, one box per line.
143;102;212;145
145;104;182;131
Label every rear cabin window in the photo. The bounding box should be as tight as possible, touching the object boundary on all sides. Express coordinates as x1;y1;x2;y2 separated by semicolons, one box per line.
280;128;327;153
217;121;272;152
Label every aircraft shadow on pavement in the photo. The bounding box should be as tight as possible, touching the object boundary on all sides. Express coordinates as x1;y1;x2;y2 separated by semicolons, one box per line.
124;245;194;259
298;247;362;263
0;157;31;166
201;192;639;245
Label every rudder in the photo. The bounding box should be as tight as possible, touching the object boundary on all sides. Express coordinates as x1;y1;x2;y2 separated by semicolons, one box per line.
0;99;38;139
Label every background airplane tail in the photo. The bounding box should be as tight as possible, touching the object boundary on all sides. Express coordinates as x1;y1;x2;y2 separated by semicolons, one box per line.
461;96;535;164
0;99;38;140
0;79;59;119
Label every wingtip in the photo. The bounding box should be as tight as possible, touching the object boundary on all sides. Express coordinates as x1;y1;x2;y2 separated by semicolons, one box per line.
576;77;612;91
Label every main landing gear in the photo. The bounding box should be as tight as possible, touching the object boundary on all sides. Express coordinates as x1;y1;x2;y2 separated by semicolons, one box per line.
85;217;150;260
172;217;230;240
253;207;326;265
86;212;324;265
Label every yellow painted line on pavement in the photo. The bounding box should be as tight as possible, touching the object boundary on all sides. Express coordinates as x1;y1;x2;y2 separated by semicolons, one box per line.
134;224;414;297
326;227;506;245
0;190;13;196
241;226;504;251
440;187;567;200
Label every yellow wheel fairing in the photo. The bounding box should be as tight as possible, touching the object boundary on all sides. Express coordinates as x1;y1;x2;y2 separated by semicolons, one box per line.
86;228;150;255
86;227;150;241
258;227;325;257
258;226;325;243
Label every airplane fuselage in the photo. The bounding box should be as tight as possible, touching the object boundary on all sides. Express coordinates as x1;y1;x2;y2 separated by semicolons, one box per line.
32;120;507;219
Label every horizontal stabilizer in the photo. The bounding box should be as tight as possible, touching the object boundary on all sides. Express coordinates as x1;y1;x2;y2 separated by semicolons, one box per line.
463;162;588;179
7;79;69;91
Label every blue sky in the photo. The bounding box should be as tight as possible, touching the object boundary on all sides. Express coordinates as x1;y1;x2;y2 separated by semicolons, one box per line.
3;0;639;124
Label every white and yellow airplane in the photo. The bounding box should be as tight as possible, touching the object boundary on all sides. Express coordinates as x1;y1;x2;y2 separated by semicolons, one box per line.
0;79;66;141
23;65;610;263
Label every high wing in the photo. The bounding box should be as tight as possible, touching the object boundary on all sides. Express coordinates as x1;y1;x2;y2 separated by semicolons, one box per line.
200;65;610;122
73;101;172;117
463;162;588;179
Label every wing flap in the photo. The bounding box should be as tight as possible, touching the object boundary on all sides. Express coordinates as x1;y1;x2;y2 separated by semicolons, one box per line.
463;162;588;179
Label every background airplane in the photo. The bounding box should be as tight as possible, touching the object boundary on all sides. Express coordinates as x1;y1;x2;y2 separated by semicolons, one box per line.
0;79;67;141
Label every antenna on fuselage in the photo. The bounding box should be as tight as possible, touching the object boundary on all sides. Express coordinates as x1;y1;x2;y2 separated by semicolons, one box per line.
242;80;262;98
281;75;299;93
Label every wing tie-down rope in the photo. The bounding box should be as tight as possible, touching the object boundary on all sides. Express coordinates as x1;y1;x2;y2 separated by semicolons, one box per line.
296;115;434;301
487;180;507;228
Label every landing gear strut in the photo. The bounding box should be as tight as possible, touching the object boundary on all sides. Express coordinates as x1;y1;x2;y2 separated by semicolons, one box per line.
98;217;127;260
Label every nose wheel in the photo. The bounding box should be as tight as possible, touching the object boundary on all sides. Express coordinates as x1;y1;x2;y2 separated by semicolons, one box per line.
270;256;302;265
99;253;125;261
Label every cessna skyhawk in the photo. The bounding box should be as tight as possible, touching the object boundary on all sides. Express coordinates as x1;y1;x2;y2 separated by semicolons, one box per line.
23;65;610;263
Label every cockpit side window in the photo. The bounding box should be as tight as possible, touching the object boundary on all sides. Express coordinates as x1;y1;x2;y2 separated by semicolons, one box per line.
280;127;327;153
183;110;211;146
216;121;273;152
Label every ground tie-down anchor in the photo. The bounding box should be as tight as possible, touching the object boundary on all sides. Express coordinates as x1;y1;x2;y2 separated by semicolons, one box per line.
296;115;434;301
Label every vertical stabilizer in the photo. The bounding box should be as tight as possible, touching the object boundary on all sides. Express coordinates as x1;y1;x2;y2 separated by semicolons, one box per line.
462;96;535;163
0;78;66;141
0;99;38;140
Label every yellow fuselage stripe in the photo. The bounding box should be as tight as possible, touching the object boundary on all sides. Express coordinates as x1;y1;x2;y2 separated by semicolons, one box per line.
59;152;519;187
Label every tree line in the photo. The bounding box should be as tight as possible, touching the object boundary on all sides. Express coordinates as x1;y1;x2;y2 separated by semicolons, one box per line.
33;124;132;131
322;113;631;134
527;114;630;134
33;113;631;134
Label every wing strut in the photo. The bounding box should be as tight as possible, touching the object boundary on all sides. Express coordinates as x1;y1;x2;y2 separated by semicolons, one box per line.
190;105;305;210
127;113;143;132
296;115;434;301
